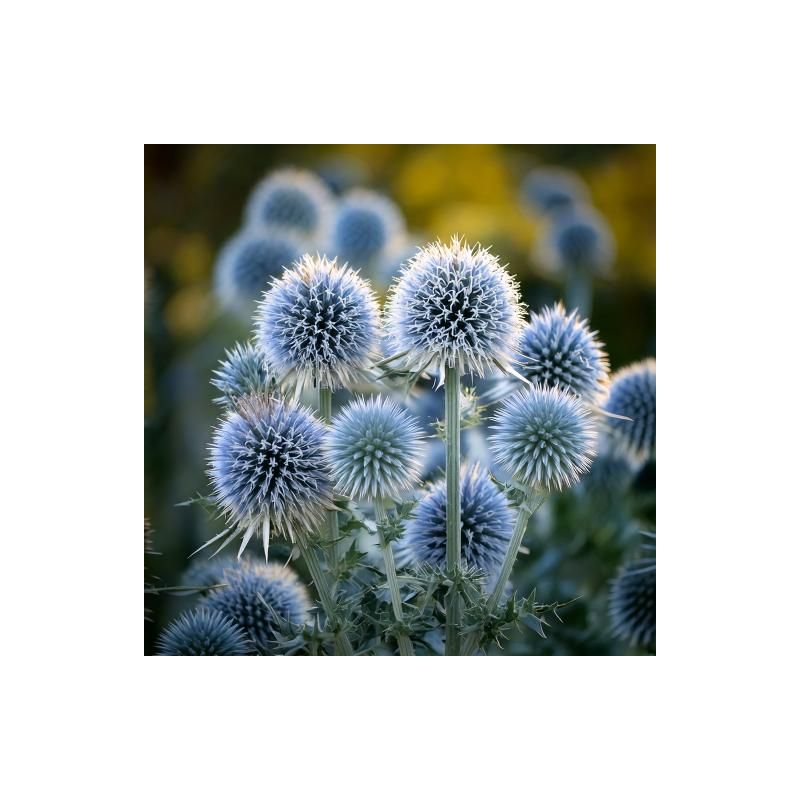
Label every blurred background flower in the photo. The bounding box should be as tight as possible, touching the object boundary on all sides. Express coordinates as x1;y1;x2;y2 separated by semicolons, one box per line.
144;144;655;655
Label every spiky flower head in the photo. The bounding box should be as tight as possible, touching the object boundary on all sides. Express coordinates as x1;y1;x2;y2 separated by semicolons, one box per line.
384;236;525;378
400;464;514;579
182;554;247;591
327;396;424;500
609;551;656;649
244;167;333;238
202;562;311;655
328;189;405;269
604;359;656;465
517;302;609;403
490;386;597;491
156;608;252;656
214;228;306;317
255;254;381;392
211;342;272;410
208;394;332;559
540;206;615;277
521;167;590;216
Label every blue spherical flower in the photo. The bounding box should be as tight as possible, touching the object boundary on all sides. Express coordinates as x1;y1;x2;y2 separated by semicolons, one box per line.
490;386;597;491
384;236;525;378
516;302;609;403
156;608;252;656
400;464;514;579
255;253;381;391
604;359;656;464
327;396;424;500
244;168;333;238
609;555;656;648
211;342;272;410
182;554;248;591
214;228;305;316
328;189;405;269
202;562;311;655
208;394;332;559
521;167;590;216
539;206;615;277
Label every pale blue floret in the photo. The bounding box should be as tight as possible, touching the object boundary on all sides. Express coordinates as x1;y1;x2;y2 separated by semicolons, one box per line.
156;607;253;656
202;562;311;655
214;228;305;316
207;394;332;559
515;302;609;403
255;254;381;392
521;167;590;216
604;358;656;465
489;385;597;491
327;395;424;500
244;167;333;238
399;464;514;580
384;236;526;378
210;342;272;410
327;189;405;269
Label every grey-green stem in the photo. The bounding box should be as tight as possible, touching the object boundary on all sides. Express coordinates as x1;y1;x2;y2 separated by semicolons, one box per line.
317;385;340;567
295;528;354;656
444;365;462;656
374;498;414;656
463;489;547;655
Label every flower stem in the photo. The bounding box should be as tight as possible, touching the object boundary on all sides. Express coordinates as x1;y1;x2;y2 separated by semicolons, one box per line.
295;528;354;656
374;498;414;656
566;270;592;319
463;489;547;655
444;365;462;656
317;385;340;567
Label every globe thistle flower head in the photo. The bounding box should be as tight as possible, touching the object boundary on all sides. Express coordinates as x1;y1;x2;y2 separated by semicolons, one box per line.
521;167;590;216
182;554;248;591
384;236;526;378
328;189;405;269
208;393;332;558
202;562;311;655
400;464;514;579
255;254;381;392
211;342;272;410
327;396;424;500
214;228;305;316
609;557;656;648
517;302;609;403
244;167;333;238
490;385;597;492
540;206;616;277
604;359;656;465
156;608;252;656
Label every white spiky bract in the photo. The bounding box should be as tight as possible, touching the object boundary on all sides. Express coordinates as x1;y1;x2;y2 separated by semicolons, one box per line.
244;167;334;238
207;393;333;560
327;395;424;500
517;302;610;403
384;236;526;379
490;385;598;491
255;254;381;394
